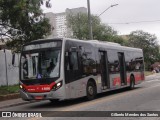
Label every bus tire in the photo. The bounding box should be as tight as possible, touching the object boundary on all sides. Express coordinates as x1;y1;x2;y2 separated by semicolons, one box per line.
130;76;135;89
86;81;97;100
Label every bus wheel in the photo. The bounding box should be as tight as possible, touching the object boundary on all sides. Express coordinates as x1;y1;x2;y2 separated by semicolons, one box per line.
86;81;96;100
130;76;135;89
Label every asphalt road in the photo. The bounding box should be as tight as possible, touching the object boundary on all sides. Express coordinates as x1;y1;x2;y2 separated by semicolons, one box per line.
1;74;160;120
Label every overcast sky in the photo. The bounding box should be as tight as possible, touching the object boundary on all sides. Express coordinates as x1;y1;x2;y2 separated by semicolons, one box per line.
42;0;160;41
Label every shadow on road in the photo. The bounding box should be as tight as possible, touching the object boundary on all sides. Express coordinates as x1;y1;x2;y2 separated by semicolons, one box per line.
28;87;142;109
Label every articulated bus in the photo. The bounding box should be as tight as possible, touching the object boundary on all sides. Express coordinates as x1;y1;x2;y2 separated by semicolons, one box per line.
19;38;145;102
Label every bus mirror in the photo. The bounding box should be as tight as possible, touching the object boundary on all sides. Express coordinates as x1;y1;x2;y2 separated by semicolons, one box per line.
12;53;15;65
70;47;77;52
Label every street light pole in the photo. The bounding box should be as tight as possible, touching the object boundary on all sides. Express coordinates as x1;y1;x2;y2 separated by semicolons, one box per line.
98;4;118;17
87;0;93;40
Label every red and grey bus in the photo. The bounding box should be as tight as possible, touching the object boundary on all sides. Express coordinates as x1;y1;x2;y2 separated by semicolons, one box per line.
19;38;145;102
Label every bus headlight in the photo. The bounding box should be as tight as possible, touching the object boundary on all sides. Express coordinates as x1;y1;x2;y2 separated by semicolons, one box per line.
19;84;26;92
52;81;63;91
20;84;23;89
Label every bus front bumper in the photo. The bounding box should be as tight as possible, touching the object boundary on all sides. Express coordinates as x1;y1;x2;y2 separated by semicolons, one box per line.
19;89;64;101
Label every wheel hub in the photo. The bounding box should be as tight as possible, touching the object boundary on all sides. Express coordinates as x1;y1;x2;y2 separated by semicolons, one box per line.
88;86;93;95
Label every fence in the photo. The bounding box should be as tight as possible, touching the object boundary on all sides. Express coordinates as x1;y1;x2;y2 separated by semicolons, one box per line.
0;49;19;86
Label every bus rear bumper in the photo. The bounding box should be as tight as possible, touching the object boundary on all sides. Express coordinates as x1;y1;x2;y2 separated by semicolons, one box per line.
19;89;65;101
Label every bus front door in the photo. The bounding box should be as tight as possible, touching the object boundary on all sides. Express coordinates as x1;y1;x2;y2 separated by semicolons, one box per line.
99;51;110;89
118;52;127;85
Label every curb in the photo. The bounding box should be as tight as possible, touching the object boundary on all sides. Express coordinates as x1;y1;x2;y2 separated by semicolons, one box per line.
0;100;37;109
0;93;20;102
0;93;38;109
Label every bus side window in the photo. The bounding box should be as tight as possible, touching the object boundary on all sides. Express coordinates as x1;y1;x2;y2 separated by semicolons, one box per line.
65;52;70;70
69;52;79;70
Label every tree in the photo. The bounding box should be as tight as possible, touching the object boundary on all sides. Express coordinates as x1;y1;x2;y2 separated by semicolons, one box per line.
67;13;126;43
128;30;160;70
0;0;52;51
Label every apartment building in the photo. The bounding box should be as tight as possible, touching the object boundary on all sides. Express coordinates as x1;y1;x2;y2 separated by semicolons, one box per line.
55;12;67;37
45;7;87;38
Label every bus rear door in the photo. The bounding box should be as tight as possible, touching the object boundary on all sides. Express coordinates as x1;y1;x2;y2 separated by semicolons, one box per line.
118;52;127;85
99;51;110;89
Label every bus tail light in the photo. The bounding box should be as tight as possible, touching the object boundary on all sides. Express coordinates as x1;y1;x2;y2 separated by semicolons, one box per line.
52;81;63;91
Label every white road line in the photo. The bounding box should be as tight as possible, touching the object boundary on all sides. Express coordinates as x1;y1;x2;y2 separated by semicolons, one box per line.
150;83;160;88
145;79;160;82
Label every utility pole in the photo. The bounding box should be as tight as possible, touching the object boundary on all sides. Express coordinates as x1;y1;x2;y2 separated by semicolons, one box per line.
4;49;9;88
87;0;93;40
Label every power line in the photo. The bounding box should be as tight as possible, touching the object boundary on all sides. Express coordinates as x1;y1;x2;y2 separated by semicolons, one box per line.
107;20;160;24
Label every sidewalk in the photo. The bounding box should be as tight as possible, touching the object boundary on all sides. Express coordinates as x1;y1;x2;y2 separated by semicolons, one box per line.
145;73;160;81
0;98;38;109
0;98;31;109
0;93;20;102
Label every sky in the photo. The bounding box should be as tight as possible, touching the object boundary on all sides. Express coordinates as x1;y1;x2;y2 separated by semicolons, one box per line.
42;0;160;41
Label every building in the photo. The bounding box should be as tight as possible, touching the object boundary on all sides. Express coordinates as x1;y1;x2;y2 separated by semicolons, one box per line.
55;12;67;38
45;7;87;38
44;12;57;38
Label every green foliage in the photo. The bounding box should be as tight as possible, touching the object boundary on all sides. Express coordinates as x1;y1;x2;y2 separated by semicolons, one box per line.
0;0;51;52
128;30;160;69
0;85;19;95
67;13;126;45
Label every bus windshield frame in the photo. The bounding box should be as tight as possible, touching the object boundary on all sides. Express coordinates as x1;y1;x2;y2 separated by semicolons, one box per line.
20;40;62;82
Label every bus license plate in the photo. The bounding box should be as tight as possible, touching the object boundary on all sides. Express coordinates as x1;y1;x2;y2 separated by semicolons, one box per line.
35;96;44;100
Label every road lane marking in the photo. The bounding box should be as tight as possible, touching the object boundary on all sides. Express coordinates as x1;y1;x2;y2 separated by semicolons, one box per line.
150;83;160;88
145;79;160;82
27;83;160;120
63;83;160;111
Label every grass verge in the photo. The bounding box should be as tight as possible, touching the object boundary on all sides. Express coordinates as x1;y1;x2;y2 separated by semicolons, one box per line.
145;71;153;76
0;85;19;95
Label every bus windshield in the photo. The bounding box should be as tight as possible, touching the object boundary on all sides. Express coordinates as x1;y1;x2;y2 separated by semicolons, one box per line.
21;49;61;80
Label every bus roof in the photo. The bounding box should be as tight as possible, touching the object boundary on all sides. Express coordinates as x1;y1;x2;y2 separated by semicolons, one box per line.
26;38;142;52
63;38;142;52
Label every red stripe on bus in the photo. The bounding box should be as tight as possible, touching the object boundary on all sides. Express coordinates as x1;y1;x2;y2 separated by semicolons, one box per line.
135;73;144;83
141;73;145;80
113;77;121;86
22;82;56;93
127;76;130;83
114;73;144;85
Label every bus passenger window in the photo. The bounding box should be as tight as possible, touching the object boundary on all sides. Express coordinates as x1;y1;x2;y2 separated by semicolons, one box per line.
69;52;79;70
